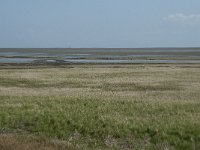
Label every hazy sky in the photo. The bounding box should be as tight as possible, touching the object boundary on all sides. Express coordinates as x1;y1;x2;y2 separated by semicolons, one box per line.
0;0;200;48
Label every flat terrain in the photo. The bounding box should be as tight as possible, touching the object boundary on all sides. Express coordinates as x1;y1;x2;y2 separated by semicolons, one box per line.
1;48;200;64
1;48;200;56
0;64;200;149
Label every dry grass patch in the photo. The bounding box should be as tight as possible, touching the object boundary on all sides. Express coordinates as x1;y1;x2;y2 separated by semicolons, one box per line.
0;134;75;150
0;64;200;149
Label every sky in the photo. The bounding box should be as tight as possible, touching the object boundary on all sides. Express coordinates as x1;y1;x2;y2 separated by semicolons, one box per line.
0;0;200;48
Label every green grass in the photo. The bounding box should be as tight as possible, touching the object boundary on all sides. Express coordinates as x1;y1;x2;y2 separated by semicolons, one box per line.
0;96;200;149
0;64;200;149
98;81;180;92
0;77;88;88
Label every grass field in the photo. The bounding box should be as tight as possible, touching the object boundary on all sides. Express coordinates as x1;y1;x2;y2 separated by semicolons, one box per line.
0;64;200;150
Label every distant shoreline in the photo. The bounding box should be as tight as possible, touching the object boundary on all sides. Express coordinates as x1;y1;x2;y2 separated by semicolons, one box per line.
1;48;200;64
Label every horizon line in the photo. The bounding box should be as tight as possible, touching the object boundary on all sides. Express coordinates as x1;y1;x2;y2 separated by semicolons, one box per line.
1;46;200;49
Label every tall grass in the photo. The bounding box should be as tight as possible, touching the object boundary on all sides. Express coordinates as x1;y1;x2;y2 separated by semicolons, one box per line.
0;64;200;149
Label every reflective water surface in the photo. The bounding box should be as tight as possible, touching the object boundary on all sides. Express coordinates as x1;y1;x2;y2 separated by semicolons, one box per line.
1;48;200;64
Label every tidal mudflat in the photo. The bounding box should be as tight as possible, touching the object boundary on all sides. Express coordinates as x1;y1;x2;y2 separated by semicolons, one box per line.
0;64;200;149
1;48;200;64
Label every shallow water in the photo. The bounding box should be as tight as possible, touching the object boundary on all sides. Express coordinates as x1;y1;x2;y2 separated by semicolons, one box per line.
0;58;35;63
57;59;200;64
0;48;200;64
1;58;198;64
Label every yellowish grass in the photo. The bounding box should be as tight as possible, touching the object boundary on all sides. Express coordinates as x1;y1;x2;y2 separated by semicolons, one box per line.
0;64;200;149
